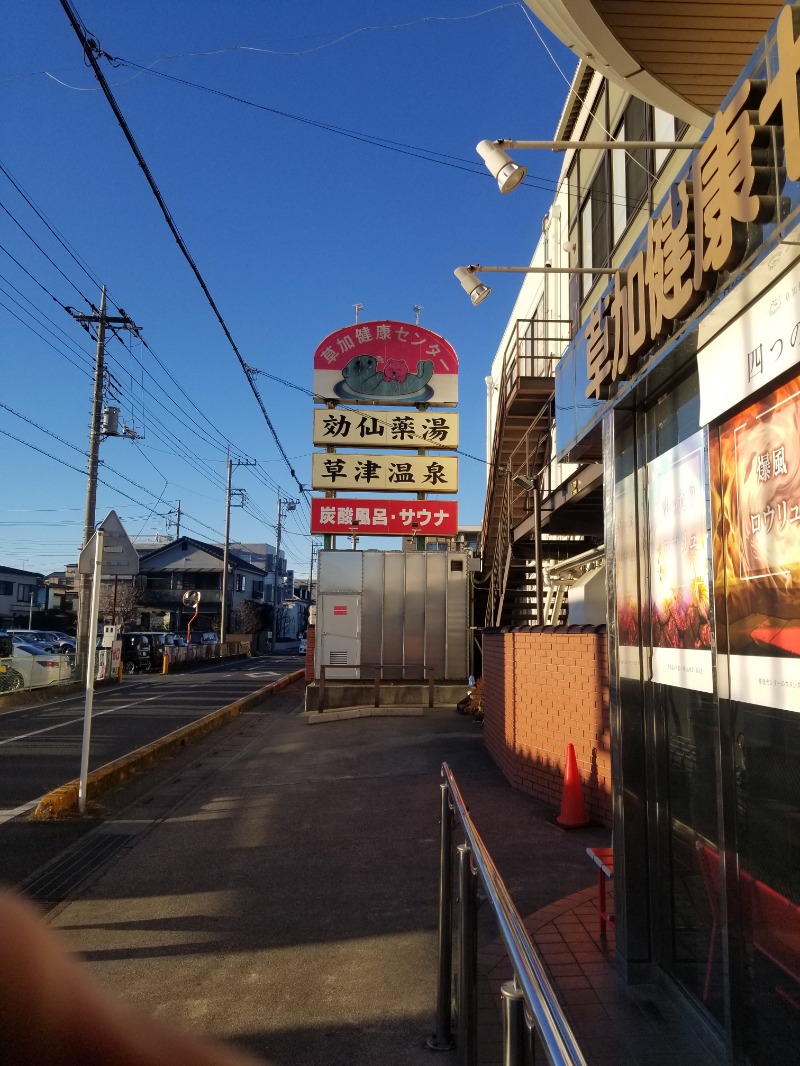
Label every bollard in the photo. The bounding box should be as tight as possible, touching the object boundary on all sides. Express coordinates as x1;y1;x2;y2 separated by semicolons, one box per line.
457;842;477;1066
501;980;529;1066
162;653;169;675
428;783;455;1051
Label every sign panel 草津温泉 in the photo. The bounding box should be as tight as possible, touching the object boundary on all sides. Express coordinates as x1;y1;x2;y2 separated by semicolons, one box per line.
310;498;458;536
647;430;713;692
312;408;458;449
712;377;800;712
311;452;458;493
313;320;458;406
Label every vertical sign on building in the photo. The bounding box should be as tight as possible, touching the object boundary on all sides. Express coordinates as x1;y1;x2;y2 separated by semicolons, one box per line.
311;320;460;541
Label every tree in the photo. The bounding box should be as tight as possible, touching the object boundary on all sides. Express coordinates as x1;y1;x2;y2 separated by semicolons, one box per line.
236;599;269;635
99;581;139;626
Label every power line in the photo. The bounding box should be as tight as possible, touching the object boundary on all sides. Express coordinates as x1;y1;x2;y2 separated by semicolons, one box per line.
0;198;95;308
0;296;93;379
109;56;639;212
60;0;306;499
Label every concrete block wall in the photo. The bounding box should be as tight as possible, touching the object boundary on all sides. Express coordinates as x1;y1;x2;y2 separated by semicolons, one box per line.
482;625;611;827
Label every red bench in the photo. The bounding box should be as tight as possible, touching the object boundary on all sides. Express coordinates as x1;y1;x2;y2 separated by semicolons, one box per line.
695;840;800;1008
586;846;614;937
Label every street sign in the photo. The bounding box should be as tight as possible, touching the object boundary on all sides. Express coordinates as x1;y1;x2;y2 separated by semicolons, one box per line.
311;452;458;493
78;509;140;577
311;497;459;536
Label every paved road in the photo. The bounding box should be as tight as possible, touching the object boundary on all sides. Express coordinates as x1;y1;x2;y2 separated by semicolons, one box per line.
0;654;304;818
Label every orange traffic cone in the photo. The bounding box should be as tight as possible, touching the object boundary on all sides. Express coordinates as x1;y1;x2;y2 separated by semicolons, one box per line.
556;743;590;828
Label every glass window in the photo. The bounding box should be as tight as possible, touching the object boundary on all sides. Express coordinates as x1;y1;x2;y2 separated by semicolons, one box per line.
0;581;13;596
567;158;579;230
590;158;610;268
612;122;627;246
653;108;677;171
711;376;800;1061
644;378;721;1016
579;160;610;299
625;97;650;214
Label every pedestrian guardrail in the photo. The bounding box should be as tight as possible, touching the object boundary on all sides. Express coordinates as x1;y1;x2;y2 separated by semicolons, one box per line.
430;762;588;1066
162;640;250;672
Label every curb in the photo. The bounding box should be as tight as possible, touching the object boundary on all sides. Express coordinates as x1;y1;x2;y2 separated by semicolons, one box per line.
31;670;304;820
303;706;426;724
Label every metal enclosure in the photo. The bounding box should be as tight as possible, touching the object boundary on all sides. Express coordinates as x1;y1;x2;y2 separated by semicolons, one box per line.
315;550;469;680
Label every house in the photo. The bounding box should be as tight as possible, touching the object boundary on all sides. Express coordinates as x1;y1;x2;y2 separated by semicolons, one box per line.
0;565;44;628
135;537;279;635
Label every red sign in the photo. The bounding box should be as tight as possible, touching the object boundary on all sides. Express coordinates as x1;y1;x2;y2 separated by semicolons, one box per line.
313;320;458;406
333;605;348;616
311;497;458;536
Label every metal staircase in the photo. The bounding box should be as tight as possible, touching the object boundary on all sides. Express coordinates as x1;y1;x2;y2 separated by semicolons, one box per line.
477;318;603;632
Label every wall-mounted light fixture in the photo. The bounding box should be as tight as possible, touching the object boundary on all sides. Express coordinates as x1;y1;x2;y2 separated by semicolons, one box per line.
513;474;538;491
454;264;616;305
476;138;701;194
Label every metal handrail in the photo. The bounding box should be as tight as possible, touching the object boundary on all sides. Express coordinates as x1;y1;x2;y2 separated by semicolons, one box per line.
431;762;587;1066
318;663;435;711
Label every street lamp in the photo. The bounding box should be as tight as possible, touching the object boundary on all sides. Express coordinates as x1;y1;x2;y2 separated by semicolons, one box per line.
454;264;617;306
271;496;297;654
476;138;701;194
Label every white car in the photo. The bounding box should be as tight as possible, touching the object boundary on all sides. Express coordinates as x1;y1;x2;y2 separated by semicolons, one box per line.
8;643;74;689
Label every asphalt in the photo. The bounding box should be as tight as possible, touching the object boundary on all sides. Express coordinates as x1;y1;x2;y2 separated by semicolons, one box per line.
2;682;716;1066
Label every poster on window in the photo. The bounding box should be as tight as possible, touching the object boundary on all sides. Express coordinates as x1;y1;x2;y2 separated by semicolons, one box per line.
646;430;713;692
713;378;800;711
615;471;642;679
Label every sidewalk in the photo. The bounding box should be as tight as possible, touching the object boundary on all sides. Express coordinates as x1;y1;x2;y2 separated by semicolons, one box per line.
14;688;716;1065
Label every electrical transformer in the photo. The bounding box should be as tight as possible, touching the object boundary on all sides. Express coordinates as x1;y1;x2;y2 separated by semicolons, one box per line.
315;550;470;681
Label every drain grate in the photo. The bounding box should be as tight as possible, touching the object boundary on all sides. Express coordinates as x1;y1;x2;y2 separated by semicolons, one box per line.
23;833;133;904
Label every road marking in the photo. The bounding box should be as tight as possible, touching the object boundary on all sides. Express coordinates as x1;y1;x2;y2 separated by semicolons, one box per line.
0;692;164;748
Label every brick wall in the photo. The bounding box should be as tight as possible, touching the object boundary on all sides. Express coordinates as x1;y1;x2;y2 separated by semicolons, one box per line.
482;626;611;827
305;624;315;683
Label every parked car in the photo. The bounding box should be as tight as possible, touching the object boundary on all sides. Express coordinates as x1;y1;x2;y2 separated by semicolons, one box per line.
7;643;74;688
119;633;152;673
0;632;25;692
41;631;77;654
9;630;59;652
136;631;181;670
189;632;219;645
8;629;76;655
298;637;307;655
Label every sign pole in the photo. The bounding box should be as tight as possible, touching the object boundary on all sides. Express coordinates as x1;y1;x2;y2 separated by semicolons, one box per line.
78;529;104;814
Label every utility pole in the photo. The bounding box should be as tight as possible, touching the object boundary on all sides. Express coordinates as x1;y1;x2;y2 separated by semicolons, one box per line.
309;539;316;604
271;494;297;654
174;499;181;539
72;287;140;681
221;453;232;642
220;453;255;641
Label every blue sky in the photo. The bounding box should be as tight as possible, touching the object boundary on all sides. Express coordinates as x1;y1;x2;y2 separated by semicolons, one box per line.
1;2;574;579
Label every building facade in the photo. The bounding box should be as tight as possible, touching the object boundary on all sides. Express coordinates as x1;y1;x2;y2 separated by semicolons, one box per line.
481;3;799;1062
554;7;798;1064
